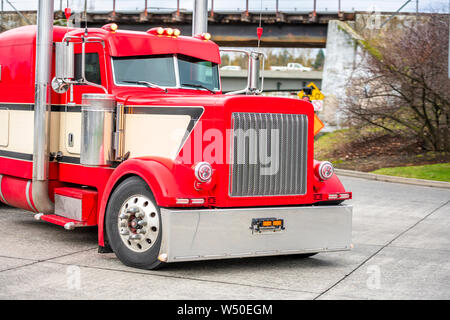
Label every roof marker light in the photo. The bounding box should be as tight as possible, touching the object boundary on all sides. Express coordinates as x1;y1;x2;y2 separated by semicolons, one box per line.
102;23;118;32
194;32;212;41
147;27;165;35
147;27;181;37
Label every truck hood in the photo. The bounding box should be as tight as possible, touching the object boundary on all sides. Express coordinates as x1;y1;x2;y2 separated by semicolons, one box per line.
114;92;314;116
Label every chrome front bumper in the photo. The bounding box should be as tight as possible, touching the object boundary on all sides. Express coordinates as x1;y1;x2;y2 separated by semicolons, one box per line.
158;204;352;263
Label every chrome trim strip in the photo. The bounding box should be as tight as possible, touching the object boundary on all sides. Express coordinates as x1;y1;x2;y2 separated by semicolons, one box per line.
25;180;37;212
55;194;82;221
0;174;9;205
173;55;181;87
174;255;201;260
229;112;309;197
229;252;253;256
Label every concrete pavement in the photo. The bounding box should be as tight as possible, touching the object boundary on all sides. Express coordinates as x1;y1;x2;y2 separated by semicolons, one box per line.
0;176;449;299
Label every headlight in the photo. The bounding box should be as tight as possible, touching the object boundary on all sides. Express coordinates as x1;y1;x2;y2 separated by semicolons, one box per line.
194;162;213;182
318;161;334;180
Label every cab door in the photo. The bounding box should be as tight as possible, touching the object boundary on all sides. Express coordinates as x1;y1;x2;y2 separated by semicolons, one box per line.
61;42;108;158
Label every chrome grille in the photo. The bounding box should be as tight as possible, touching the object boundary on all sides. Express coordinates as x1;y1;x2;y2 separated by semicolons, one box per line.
229;112;308;197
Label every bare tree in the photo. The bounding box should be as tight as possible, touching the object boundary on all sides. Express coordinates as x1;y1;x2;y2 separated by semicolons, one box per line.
344;14;450;152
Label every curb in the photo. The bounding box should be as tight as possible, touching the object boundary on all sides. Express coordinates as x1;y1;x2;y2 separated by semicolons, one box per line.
335;168;450;189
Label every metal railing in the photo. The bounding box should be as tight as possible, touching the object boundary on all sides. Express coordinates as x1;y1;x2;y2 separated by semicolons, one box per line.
0;1;378;15
102;0;344;16
0;0;426;29
0;0;349;31
82;0;422;15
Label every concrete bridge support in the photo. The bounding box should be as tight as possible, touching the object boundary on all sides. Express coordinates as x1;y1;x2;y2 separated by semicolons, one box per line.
320;20;360;128
0;11;36;31
320;13;421;128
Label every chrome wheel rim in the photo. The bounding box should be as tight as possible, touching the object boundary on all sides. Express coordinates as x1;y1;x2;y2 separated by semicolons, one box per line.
117;195;160;253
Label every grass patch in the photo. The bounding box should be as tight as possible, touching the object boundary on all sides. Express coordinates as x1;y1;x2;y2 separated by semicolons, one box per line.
314;128;352;161
314;126;450;172
371;163;450;182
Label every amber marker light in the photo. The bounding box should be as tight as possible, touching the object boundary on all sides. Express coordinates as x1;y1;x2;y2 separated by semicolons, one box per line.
146;27;165;35
262;221;273;227
202;32;211;40
313;113;324;135
101;23;118;32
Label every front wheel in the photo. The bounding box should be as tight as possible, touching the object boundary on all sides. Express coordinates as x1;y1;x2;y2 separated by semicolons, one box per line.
105;176;164;270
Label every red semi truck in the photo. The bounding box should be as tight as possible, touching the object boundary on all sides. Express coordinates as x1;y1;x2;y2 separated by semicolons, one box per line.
0;2;352;269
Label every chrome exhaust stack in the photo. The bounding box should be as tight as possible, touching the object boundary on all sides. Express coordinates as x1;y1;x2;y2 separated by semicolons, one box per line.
192;0;265;95
192;0;208;36
32;0;54;214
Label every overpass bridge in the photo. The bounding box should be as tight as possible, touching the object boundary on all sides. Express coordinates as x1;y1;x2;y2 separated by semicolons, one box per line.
0;1;423;48
83;3;355;48
0;0;358;48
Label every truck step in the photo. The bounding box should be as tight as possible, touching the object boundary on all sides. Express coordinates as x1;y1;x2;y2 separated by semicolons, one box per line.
51;187;98;227
35;214;89;230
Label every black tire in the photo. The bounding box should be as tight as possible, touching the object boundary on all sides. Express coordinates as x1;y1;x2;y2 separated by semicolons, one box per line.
105;176;164;270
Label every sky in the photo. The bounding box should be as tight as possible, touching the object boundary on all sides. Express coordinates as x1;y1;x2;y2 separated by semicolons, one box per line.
2;0;449;13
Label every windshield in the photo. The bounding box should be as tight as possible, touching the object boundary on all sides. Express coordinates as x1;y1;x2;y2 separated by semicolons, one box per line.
113;54;176;87
112;54;220;91
178;54;220;91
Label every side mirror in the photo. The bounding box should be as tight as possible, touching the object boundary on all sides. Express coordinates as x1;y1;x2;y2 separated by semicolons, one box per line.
248;51;265;94
220;49;265;95
52;42;74;93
